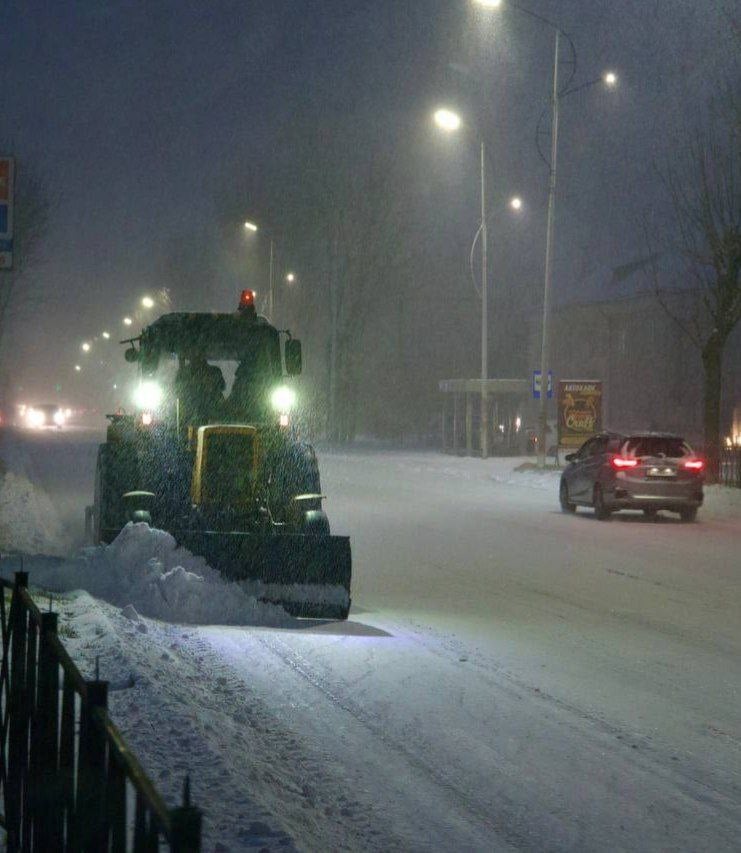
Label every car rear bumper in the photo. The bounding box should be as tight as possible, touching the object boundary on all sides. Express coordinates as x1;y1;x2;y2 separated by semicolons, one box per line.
608;481;703;509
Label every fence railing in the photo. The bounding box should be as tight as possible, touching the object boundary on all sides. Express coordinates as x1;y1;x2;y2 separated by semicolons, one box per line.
0;569;202;851
719;447;741;488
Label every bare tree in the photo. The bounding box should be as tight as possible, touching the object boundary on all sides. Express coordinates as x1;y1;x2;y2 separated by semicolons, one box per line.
651;89;741;477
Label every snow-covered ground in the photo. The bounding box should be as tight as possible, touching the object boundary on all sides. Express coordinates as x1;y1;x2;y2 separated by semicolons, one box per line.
0;430;740;851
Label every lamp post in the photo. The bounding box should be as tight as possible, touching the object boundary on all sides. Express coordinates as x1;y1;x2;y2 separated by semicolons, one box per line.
535;38;617;467
433;109;490;457
537;28;561;468
434;109;525;458
473;0;617;466
244;220;277;319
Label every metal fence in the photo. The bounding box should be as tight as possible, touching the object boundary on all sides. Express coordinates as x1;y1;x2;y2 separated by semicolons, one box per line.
0;570;202;852
719;447;741;488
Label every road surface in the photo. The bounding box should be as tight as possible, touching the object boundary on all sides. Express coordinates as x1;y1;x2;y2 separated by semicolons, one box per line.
1;428;739;851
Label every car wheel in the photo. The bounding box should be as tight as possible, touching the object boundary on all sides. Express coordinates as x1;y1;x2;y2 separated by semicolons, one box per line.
559;479;576;513
643;508;658;520
679;506;698;523
593;484;612;521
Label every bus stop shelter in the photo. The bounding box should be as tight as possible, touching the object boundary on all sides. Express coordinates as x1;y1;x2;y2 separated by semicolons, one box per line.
439;378;532;457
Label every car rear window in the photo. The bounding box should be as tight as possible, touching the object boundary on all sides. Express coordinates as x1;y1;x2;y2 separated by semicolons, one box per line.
622;436;692;458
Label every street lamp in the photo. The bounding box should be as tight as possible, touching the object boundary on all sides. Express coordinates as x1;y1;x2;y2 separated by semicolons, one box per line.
433;107;491;457
81;342;91;353
102;331;111;339
286;272;296;283
123;317;133;327
474;0;618;466
244;220;276;318
141;295;155;309
509;196;523;211
535;33;618;466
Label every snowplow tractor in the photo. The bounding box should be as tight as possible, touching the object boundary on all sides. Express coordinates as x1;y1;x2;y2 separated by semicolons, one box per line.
87;292;351;620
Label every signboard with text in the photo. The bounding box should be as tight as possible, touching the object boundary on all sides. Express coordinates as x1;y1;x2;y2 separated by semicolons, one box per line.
558;379;603;448
0;157;15;270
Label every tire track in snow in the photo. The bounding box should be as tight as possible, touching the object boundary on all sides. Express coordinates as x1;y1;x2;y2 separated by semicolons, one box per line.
171;630;397;852
254;633;533;851
381;616;741;831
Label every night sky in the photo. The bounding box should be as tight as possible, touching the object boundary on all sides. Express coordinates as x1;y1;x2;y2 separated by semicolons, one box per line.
2;0;735;406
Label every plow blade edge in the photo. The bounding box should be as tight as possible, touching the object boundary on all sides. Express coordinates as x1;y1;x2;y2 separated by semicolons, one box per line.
177;531;352;620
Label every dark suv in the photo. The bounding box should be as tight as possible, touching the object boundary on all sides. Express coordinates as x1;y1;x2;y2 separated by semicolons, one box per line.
559;432;704;522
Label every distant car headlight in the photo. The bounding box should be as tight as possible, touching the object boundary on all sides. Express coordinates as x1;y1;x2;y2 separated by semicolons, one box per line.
53;410;66;426
133;381;163;411
271;385;296;412
27;408;45;428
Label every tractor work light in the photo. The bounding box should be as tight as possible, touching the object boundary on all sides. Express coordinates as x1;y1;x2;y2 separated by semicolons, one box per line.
271;385;296;413
133;380;163;411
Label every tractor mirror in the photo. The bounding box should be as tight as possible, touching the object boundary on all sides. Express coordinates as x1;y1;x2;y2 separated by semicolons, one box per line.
285;339;302;375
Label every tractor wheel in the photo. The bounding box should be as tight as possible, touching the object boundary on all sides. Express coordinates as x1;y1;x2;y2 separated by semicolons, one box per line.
273;442;328;533
93;444;138;544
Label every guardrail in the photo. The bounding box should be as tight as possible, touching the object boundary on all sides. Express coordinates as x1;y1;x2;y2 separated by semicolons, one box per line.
0;569;202;851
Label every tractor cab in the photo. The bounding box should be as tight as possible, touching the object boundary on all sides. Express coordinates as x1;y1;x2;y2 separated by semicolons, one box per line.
121;290;302;434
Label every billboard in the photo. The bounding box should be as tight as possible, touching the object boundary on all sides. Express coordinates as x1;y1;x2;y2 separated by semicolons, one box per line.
558;380;603;448
0;157;15;270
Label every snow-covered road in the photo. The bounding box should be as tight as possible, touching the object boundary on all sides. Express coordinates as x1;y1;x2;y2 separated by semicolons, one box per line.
1;430;739;851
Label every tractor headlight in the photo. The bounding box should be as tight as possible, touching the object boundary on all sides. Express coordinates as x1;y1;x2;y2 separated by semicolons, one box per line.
53;410;66;426
133;380;163;411
271;385;296;413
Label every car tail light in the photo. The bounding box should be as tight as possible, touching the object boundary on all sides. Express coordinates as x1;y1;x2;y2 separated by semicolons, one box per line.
611;456;638;469
684;459;704;471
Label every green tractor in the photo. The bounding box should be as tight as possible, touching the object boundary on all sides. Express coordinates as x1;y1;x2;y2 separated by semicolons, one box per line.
86;290;351;619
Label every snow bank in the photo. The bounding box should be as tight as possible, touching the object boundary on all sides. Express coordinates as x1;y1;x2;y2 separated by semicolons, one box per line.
3;523;296;627
0;471;71;556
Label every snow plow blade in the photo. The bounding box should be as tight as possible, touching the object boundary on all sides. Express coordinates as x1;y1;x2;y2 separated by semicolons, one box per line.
177;531;352;620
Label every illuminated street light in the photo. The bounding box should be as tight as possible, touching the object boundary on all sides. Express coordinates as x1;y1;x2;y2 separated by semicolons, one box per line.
286;272;296;283
81;342;91;352
141;295;155;309
433;107;492;456
74;365;81;372
123;317;133;326
243;219;278;318
102;331;111;339
474;0;618;466
433;108;462;132
510;196;523;211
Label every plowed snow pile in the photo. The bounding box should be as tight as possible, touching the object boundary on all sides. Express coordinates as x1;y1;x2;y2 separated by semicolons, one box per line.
3;522;293;627
0;471;71;555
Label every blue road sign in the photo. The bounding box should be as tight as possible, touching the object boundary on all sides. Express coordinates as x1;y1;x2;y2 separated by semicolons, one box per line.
533;370;553;399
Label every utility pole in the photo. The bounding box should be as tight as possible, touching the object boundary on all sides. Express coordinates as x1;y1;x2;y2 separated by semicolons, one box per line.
267;237;275;320
537;29;560;468
480;140;489;458
328;226;339;442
